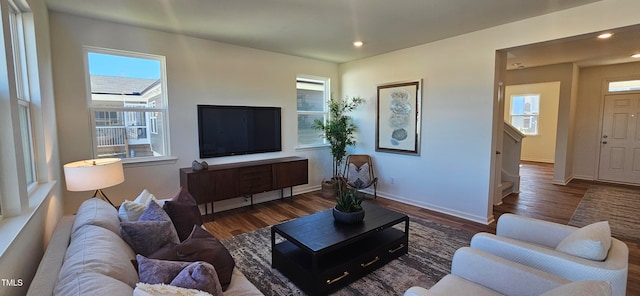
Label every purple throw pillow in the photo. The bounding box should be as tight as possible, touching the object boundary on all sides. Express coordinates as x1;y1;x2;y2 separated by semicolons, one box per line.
163;187;204;241
136;254;190;284
120;221;180;256
170;261;222;295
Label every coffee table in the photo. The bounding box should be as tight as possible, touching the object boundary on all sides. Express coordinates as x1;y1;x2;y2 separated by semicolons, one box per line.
271;202;409;295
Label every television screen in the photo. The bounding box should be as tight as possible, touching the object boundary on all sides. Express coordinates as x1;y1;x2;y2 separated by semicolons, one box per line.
197;105;282;158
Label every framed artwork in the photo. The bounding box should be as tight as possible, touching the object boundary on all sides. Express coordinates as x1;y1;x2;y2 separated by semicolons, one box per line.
376;80;421;155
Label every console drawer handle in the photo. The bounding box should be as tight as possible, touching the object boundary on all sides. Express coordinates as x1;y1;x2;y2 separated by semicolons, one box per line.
326;271;349;285
360;256;380;268
389;244;405;253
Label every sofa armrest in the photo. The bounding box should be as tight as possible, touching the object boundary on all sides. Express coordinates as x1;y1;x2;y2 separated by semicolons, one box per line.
471;233;628;296
496;214;576;248
26;215;75;296
451;247;568;296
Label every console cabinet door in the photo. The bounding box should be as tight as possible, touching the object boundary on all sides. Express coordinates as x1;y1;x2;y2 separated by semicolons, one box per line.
211;169;237;201
272;159;308;188
236;165;273;195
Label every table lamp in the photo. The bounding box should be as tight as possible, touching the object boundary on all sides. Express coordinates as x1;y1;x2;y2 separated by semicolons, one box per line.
63;158;124;207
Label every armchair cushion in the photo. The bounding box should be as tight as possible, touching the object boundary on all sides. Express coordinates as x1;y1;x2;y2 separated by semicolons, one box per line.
555;221;611;261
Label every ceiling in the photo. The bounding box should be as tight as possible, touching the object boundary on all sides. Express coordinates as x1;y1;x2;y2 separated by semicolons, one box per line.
45;0;602;64
505;23;640;70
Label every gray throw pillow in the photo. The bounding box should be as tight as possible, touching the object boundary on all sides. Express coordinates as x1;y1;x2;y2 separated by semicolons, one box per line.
136;254;190;284
139;200;172;222
170;261;222;295
121;221;180;256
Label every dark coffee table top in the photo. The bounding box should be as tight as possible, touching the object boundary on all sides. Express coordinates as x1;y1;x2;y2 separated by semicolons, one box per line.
272;202;408;253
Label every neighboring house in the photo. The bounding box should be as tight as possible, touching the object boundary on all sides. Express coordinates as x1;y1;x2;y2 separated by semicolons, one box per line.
90;75;163;158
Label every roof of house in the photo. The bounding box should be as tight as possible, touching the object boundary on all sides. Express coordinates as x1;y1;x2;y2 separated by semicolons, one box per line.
90;75;159;95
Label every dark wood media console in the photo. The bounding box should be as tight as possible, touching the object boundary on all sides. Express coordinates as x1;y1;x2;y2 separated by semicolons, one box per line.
179;156;308;218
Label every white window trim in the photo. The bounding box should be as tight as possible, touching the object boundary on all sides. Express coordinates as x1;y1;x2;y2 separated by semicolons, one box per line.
83;46;171;164
296;74;331;149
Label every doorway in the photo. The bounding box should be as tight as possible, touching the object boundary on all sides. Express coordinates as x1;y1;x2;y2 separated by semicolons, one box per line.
598;93;640;185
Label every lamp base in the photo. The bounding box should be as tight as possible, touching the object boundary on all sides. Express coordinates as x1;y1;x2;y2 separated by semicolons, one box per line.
93;189;116;207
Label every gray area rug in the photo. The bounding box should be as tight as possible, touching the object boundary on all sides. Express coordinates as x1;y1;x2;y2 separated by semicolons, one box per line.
569;184;640;242
222;215;473;296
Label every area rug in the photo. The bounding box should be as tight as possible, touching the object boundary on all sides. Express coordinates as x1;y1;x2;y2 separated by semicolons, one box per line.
569;184;640;242
221;215;473;296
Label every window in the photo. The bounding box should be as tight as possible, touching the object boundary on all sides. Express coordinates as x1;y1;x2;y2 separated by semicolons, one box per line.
510;94;540;135
297;76;330;146
608;80;640;92
10;1;36;188
86;48;170;160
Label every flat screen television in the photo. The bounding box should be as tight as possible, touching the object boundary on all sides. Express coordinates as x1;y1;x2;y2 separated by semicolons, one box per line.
197;105;282;158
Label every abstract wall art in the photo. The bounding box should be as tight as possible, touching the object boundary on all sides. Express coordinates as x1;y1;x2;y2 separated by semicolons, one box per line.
376;80;421;155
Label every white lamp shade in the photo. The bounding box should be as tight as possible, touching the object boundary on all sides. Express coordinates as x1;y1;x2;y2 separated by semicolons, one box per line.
63;158;125;192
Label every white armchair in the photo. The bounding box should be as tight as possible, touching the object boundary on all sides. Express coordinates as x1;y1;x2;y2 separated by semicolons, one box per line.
404;247;611;296
470;214;628;296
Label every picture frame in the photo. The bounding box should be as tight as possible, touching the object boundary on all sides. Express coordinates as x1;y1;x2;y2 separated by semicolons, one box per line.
376;80;421;155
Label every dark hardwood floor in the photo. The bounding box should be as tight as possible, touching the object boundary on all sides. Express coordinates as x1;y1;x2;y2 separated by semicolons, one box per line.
204;161;639;295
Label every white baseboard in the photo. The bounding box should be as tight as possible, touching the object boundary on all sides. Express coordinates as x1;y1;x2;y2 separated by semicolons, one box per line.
376;190;494;225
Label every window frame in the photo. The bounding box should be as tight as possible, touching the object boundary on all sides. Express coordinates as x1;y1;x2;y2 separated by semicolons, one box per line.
83;46;171;163
509;94;540;136
9;0;37;190
296;75;331;148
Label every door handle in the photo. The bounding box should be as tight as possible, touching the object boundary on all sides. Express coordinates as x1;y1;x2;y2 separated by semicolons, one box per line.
602;141;607;144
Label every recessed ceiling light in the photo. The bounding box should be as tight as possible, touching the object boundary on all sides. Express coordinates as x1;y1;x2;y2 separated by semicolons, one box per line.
632;53;640;58
353;41;364;47
597;33;613;39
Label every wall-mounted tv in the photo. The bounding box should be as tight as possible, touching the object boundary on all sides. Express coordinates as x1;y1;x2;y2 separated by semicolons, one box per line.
197;105;282;158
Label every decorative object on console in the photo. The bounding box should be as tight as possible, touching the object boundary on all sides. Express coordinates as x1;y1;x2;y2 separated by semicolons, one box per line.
63;157;125;207
376;80;421;155
191;160;209;171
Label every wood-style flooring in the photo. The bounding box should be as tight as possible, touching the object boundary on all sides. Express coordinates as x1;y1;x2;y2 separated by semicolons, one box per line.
203;161;639;295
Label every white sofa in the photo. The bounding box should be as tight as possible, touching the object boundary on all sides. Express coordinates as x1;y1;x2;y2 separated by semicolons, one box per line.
404;247;612;296
26;198;263;295
470;214;628;296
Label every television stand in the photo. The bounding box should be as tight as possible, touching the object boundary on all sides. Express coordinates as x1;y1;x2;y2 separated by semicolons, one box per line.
179;156;308;219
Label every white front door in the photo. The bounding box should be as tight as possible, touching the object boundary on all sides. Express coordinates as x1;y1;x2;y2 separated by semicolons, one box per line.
598;93;640;184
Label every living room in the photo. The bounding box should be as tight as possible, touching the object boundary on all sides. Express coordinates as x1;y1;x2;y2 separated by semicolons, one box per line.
1;0;640;295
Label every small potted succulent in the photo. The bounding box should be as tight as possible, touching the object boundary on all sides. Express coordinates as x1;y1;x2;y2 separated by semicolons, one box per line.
332;185;365;224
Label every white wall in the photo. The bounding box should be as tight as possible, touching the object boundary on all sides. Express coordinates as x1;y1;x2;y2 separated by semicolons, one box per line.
340;0;640;223
505;82;560;163
49;12;338;214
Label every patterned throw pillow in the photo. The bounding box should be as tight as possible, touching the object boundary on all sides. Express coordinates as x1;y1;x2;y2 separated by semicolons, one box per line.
348;163;371;188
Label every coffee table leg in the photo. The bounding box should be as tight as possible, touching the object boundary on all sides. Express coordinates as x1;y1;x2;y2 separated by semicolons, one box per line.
271;228;275;268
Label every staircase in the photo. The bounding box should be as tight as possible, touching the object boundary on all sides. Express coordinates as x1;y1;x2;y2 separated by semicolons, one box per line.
499;122;526;201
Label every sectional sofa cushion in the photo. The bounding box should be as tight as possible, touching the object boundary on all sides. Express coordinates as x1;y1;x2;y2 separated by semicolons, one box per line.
58;224;139;287
71;198;120;235
54;272;134;295
163;187;204;241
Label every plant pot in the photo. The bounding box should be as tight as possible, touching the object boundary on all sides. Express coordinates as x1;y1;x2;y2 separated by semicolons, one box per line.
332;207;365;224
321;180;338;198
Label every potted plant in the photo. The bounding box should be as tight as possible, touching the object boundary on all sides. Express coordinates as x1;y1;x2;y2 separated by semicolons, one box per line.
314;96;365;197
332;185;365;223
